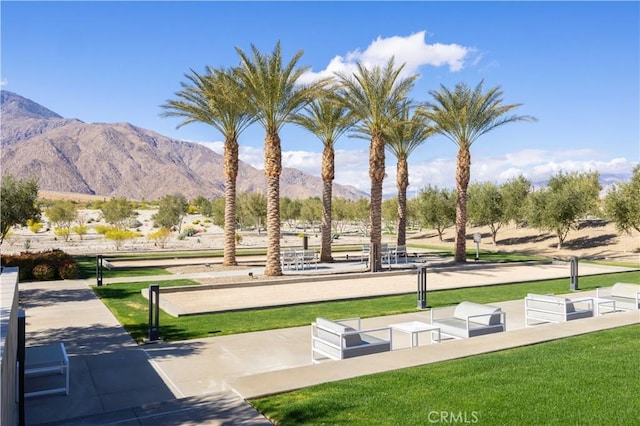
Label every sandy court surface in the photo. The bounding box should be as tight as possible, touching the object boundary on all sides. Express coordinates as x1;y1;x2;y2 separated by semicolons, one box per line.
154;262;637;316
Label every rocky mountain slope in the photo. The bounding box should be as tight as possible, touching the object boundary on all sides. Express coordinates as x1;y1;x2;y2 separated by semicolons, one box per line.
0;91;366;201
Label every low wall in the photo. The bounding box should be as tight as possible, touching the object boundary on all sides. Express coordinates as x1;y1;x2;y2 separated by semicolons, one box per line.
0;267;20;426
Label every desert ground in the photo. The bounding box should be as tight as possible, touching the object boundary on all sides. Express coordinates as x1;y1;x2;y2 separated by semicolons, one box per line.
2;204;638;264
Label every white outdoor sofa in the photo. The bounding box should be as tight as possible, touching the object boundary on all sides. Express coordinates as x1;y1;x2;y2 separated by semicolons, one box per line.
524;294;594;326
430;301;506;339
311;317;392;363
596;283;640;314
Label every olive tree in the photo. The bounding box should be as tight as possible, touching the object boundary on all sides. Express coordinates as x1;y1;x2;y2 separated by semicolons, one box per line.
47;200;78;242
467;181;504;245
0;174;40;244
527;171;601;249
101;197;136;230
152;194;189;232
414;185;456;241
603;165;640;235
500;175;532;226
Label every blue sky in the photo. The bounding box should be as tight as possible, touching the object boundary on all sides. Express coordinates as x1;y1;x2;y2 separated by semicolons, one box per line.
2;1;638;196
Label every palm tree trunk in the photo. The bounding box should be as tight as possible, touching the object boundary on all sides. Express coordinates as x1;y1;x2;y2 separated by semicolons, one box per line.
320;144;335;262
455;146;471;263
370;133;385;271
223;137;239;266
321;179;333;262
396;157;409;247
264;132;282;276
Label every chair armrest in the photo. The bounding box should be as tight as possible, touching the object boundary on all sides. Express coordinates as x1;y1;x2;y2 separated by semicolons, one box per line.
358;326;392;343
569;297;594;309
465;311;506;329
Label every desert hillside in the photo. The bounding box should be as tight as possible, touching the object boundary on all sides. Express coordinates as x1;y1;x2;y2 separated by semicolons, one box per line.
1;90;366;201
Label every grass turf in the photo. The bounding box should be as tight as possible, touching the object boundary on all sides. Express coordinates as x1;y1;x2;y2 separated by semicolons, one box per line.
250;324;639;425
92;271;639;343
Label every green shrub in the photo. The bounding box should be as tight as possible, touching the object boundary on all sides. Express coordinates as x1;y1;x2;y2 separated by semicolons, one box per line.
105;229;141;250
58;261;80;279
94;224;113;235
180;227;197;238
0;249;80;281
148;227;171;249
32;263;55;280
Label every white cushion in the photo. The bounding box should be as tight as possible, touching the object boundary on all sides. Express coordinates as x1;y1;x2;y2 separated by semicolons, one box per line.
453;301;503;326
611;283;640;300
315;318;362;347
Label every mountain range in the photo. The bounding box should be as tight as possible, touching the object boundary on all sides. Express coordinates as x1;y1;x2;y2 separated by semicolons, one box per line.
0;90;366;201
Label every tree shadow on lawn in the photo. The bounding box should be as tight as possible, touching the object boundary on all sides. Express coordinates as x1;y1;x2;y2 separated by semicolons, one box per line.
562;234;619;250
498;233;555;246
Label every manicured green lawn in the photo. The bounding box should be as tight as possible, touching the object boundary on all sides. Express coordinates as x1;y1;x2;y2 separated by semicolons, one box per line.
92;271;639;343
250;324;639;425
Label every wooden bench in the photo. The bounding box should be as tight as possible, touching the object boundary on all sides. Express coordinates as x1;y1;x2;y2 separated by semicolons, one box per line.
24;343;69;397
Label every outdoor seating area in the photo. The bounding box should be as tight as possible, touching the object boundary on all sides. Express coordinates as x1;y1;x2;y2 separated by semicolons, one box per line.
280;249;318;271
361;243;410;267
525;293;594;326
311;317;392;363
308;288;635;363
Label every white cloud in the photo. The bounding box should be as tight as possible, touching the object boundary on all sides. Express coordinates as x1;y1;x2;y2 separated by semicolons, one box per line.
299;31;473;84
0;78;7;86
197;141;224;154
239;145;265;169
282;150;322;175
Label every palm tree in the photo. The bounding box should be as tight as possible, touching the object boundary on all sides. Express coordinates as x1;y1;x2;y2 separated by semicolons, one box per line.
335;58;417;271
235;42;330;276
421;80;536;262
385;102;434;247
161;67;255;266
292;96;357;262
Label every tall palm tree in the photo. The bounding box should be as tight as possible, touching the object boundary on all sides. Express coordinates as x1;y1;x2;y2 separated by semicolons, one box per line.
235;42;330;275
421;80;536;262
292;96;357;262
335;58;417;271
161;67;255;266
385;102;434;247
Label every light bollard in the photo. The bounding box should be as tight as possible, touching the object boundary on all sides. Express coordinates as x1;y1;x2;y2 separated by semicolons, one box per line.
96;255;103;286
570;256;579;291
146;284;161;343
417;266;427;309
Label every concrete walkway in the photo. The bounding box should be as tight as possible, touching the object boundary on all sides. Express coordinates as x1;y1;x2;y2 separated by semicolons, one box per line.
18;263;639;424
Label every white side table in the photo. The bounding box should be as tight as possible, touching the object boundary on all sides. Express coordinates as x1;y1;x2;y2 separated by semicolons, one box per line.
389;321;441;348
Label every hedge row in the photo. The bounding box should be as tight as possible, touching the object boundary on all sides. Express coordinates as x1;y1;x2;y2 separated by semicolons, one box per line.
1;249;80;281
